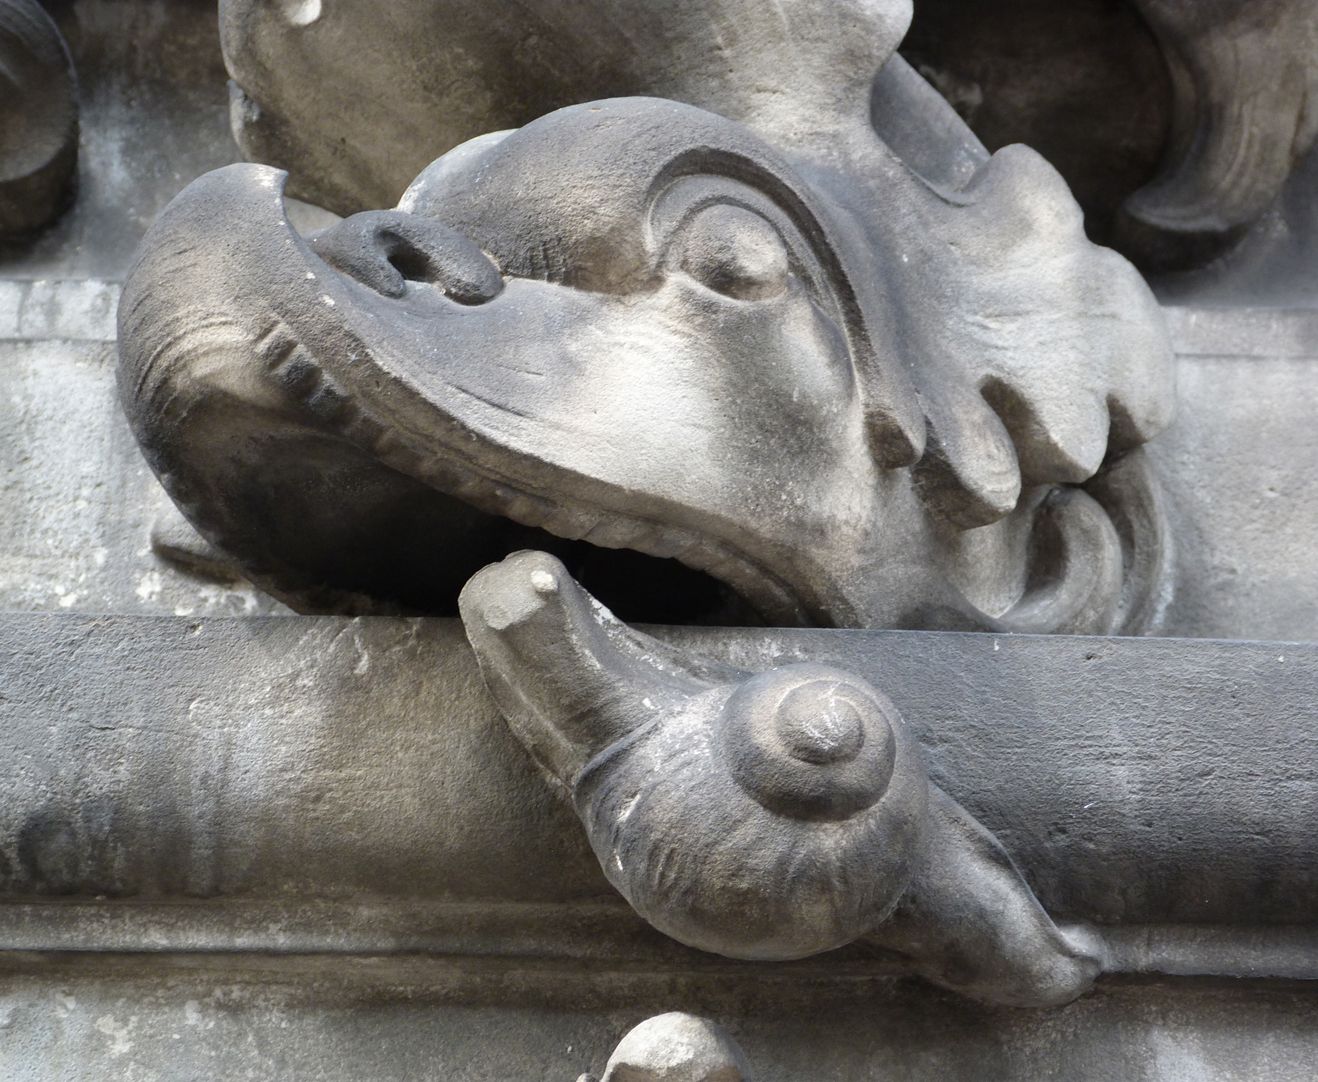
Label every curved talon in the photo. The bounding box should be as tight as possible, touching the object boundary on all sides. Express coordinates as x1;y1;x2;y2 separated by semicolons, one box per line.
460;551;1105;1003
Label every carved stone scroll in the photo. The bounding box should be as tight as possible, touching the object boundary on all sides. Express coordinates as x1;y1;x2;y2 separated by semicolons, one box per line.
1125;0;1318;259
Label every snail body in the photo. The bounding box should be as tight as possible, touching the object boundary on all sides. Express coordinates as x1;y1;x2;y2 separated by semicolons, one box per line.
460;550;1104;1003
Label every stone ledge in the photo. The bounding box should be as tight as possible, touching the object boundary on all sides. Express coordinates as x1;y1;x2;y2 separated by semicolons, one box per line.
1163;305;1318;359
1;614;1314;929
2;899;1318;985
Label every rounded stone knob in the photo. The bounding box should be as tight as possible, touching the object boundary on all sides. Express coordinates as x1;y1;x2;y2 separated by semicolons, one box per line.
600;1014;749;1082
722;663;898;820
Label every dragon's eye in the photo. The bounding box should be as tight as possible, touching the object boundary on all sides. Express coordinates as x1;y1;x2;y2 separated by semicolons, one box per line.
677;204;790;300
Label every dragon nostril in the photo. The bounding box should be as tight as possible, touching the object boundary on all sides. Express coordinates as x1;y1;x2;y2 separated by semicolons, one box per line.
309;210;503;305
386;245;431;283
383;232;503;306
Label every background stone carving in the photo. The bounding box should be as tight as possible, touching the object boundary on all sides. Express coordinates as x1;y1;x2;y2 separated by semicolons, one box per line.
0;0;78;237
1124;0;1317;268
901;0;1318;294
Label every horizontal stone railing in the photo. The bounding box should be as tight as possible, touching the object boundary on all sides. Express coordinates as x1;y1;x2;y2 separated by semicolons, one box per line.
1;612;1314;982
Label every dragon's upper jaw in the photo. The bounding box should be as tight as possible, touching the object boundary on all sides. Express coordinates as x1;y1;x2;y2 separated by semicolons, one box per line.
117;162;889;626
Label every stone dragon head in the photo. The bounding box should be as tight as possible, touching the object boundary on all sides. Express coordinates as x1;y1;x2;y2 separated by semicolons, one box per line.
119;0;1175;633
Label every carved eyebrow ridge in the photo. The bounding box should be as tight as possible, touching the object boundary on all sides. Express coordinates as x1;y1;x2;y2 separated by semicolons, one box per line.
648;145;925;468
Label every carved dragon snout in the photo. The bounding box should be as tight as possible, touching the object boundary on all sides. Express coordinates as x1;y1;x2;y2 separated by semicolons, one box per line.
459;550;1107;1006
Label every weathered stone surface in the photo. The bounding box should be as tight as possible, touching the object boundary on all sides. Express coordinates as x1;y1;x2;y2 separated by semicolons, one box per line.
0;1;234;277
1151;308;1318;638
2;611;1316;938
0;1;336;281
2;606;1318;1075
0;281;277;615
1;963;1316;1082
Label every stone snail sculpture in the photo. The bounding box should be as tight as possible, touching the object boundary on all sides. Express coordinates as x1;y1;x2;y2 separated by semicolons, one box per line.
459;550;1106;1008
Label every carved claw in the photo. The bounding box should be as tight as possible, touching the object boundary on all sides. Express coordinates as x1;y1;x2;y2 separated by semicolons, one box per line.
460;551;1104;1005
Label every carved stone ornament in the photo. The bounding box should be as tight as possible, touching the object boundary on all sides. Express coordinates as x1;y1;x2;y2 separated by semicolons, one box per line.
583;1014;752;1082
1124;0;1318;261
459;550;1103;1007
0;0;78;237
4;0;1318;1078
117;7;1176;1007
118;93;1174;633
892;0;1318;287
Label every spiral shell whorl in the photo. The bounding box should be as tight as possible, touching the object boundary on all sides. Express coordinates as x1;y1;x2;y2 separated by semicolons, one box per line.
722;663;897;821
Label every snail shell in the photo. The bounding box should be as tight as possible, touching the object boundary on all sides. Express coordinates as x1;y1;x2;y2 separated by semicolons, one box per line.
574;662;930;961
